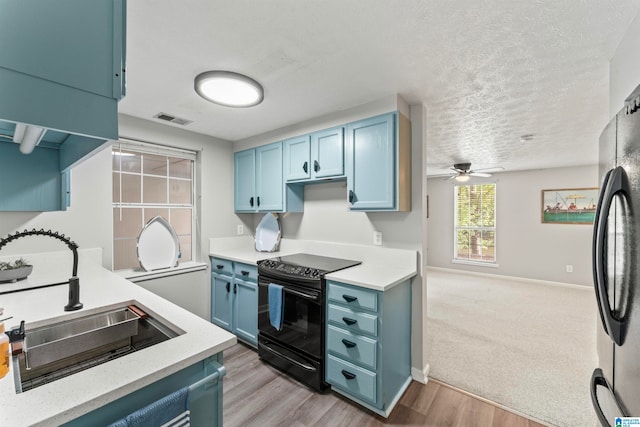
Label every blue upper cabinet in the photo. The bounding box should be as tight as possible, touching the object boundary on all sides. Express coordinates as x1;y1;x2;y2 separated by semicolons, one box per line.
234;142;303;213
284;127;345;183
0;0;126;211
0;0;126;140
346;112;411;211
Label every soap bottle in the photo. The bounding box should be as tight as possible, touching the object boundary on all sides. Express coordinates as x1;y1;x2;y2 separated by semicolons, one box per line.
0;318;9;379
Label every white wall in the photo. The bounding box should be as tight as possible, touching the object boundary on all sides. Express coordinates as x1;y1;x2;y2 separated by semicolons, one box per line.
427;165;598;286
609;9;640;118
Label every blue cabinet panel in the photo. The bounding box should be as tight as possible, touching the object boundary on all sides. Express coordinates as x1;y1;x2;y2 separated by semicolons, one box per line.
312;126;345;179
234;149;256;212
233;279;258;345
284;135;311;181
346;113;396;210
256;142;284;211
211;273;232;330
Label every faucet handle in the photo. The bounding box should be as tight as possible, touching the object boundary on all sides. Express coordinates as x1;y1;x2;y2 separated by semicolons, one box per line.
6;320;25;343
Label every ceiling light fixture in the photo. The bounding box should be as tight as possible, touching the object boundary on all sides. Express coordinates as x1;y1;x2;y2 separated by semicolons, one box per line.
455;174;471;182
194;71;264;108
13;123;45;155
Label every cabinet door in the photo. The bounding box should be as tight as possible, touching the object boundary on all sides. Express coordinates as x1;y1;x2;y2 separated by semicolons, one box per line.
233;279;258;345
312;127;344;179
346;113;395;210
234;149;256;212
284;135;311;181
211;274;232;330
0;0;125;99
256;142;284;211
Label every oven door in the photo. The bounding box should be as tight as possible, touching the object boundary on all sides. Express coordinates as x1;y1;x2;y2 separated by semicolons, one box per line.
257;276;324;359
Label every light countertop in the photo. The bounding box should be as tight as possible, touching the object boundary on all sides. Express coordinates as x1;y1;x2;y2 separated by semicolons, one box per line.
209;237;419;291
0;251;236;427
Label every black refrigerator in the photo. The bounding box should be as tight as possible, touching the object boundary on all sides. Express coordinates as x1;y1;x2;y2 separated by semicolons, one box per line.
591;84;640;425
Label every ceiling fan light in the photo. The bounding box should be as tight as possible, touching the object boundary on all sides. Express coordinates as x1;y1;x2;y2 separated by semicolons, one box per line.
455;174;471;182
194;71;264;108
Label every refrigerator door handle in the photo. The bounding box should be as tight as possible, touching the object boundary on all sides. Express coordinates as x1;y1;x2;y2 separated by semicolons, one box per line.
591;368;626;426
593;169;613;335
594;166;630;346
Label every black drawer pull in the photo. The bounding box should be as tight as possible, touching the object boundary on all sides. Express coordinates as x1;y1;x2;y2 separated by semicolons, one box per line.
216;264;224;270
342;317;357;326
341;370;356;380
341;339;356;348
241;270;250;276
225;282;230;293
343;295;358;303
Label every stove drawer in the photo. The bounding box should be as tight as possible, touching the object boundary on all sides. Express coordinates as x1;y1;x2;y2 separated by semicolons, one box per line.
328;304;378;336
327;354;377;404
327;324;377;370
327;281;378;313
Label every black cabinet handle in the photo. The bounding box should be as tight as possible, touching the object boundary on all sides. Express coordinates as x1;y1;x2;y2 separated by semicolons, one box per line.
233;283;237;294
303;161;308;173
250;196;254;207
341;339;356;348
257;196;261;207
343;295;357;303
348;190;355;204
342;317;357;326
594;166;629;346
216;264;224;270
341;370;356;380
314;160;320;172
225;282;230;293
241;270;249;277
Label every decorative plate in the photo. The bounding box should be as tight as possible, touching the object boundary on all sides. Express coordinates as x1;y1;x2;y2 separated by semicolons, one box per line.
255;213;281;252
137;216;180;271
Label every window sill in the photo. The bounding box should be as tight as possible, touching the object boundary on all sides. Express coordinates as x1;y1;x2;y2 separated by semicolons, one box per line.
451;259;499;268
116;261;208;283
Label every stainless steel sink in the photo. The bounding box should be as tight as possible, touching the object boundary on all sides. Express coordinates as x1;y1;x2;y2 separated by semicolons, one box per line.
13;303;182;393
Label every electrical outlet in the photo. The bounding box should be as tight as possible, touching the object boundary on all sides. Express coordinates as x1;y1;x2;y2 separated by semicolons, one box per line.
373;231;382;246
237;224;244;235
566;265;573;273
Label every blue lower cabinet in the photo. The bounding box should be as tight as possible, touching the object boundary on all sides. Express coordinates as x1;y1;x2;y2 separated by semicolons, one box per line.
325;280;411;417
210;258;258;347
62;354;225;427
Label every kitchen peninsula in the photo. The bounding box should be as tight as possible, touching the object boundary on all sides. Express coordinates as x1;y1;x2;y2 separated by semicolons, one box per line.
0;249;236;426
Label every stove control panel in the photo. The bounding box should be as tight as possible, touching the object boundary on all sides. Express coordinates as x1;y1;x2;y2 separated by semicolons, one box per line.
258;259;323;280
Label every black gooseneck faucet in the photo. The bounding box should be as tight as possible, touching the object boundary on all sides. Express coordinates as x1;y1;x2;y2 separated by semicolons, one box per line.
0;229;83;311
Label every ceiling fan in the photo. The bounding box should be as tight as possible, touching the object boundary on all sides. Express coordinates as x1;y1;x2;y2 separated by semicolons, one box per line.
442;162;502;182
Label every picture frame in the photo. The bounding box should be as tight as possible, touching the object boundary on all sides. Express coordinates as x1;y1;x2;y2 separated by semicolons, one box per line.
541;188;599;224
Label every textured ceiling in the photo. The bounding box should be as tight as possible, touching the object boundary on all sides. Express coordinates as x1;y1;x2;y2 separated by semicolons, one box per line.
119;0;640;175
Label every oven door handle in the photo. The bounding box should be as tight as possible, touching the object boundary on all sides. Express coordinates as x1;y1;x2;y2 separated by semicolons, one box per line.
283;287;319;302
260;341;317;372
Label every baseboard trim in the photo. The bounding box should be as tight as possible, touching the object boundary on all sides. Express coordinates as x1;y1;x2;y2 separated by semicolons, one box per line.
430;378;554;427
426;266;591;291
411;363;429;384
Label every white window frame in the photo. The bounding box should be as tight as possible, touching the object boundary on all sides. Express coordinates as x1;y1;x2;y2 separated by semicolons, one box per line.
452;182;498;267
112;138;198;274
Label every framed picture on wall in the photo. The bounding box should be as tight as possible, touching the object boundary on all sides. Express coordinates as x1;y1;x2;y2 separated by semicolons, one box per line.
541;188;599;224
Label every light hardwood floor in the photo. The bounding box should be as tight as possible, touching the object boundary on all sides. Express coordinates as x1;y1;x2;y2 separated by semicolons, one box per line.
222;343;546;427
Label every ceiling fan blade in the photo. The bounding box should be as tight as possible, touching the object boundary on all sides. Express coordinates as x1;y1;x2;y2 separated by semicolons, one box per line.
469;172;491;177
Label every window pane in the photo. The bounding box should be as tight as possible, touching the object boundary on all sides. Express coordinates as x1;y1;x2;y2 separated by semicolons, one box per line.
143;154;167;176
113;238;139;270
169;179;191;204
171;208;192;235
170;158;192;179
178;235;192;262
112;172;120;202
113;208;143;239
481;231;496;262
121;174;142;203
113;150;141;173
455;183;496;263
456;229;470;259
143;176;167;204
144;208;169;225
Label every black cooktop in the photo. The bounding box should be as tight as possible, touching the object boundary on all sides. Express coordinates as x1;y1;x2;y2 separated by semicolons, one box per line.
257;253;362;282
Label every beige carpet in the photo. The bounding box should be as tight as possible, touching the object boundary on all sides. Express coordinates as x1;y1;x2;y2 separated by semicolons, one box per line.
426;269;598;427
